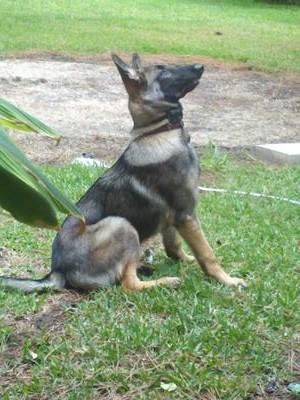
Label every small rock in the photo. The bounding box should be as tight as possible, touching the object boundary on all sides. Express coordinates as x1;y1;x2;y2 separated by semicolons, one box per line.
144;248;154;264
287;382;300;395
264;380;278;394
82;152;94;158
28;350;38;360
72;155;109;168
160;382;177;392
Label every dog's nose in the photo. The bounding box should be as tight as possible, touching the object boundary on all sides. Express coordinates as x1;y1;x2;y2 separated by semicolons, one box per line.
194;64;204;73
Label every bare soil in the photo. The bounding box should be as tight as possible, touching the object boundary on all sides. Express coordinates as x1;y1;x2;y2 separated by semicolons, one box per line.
0;52;299;164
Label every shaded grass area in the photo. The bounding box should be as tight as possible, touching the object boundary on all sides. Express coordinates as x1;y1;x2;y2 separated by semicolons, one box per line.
0;0;299;72
0;154;299;399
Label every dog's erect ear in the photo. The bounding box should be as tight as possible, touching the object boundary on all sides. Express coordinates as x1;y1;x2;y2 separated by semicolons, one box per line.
112;53;145;99
132;53;147;87
111;53;137;78
132;53;142;71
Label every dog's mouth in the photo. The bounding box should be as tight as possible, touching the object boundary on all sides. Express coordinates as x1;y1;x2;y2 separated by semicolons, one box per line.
190;78;200;91
194;64;204;78
166;79;200;103
178;65;203;99
178;78;200;99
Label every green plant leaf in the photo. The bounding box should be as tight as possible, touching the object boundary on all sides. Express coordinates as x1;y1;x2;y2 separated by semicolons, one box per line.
0;128;84;230
0;162;59;229
0;98;60;141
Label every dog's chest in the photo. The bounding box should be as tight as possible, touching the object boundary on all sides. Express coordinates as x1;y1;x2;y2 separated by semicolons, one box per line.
124;130;185;167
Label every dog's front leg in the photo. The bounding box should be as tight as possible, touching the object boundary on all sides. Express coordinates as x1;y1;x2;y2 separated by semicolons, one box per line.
176;216;246;287
162;226;195;263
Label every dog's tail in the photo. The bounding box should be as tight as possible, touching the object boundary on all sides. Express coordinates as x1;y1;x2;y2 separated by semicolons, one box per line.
0;271;66;293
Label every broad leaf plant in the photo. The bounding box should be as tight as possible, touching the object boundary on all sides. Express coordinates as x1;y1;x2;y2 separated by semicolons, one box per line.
0;98;84;230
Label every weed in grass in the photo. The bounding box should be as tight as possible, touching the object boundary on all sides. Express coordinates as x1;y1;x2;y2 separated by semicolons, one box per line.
200;143;230;172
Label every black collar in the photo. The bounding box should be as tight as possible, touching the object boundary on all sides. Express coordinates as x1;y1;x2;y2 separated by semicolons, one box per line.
141;120;184;138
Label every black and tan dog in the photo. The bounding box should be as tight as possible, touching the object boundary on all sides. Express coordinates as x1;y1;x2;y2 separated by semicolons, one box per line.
0;54;246;292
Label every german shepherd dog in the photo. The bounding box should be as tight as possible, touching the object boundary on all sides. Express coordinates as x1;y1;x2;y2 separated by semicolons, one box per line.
0;54;246;292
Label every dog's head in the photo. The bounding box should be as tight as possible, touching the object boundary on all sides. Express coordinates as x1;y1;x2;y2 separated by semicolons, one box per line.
112;53;204;129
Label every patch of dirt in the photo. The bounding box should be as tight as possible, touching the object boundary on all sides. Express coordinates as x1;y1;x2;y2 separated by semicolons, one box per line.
0;290;85;394
0;52;299;164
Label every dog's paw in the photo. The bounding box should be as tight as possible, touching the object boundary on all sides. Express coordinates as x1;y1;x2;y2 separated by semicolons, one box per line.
165;277;181;287
176;250;195;263
156;276;181;288
229;277;247;289
184;254;195;263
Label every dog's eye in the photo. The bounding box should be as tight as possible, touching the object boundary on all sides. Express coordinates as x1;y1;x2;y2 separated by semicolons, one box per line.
157;66;169;76
160;69;173;80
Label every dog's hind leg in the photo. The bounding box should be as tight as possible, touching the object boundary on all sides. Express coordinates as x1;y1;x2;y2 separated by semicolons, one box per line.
177;216;246;287
121;259;180;291
162;226;195;263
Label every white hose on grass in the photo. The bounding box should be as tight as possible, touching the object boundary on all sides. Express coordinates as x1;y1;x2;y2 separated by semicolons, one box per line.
198;186;300;206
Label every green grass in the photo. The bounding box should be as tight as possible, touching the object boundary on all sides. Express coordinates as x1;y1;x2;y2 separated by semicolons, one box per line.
0;0;299;72
1;154;299;399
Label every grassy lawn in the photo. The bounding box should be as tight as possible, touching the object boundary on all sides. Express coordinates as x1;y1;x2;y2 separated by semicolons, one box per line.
0;0;299;72
1;153;299;399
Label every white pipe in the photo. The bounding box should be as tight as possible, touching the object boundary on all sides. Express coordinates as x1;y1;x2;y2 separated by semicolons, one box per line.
198;186;300;206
